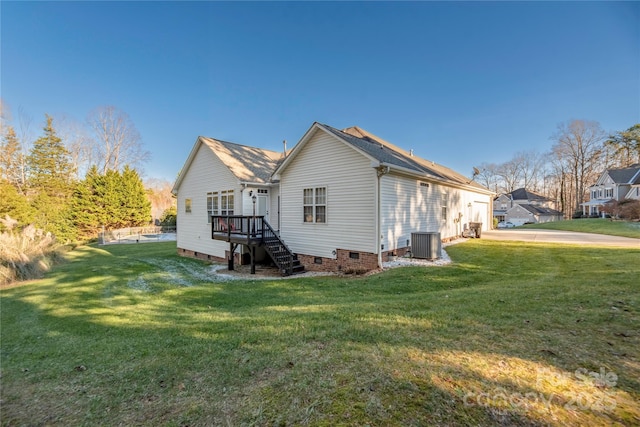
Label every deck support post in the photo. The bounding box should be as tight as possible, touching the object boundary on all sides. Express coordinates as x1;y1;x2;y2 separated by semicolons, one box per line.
228;243;237;271
250;245;256;274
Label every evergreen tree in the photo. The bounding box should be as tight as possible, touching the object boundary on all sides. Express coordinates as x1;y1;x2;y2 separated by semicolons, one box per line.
0;126;25;192
0;180;34;231
605;124;640;167
26;115;76;241
120;166;151;227
72;166;151;238
27;115;75;196
71;166;102;238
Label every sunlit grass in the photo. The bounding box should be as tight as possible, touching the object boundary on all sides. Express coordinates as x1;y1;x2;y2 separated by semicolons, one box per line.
1;240;639;426
522;217;640;238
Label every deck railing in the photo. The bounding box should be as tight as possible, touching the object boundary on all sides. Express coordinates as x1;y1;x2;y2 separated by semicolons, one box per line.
210;215;299;275
211;215;265;243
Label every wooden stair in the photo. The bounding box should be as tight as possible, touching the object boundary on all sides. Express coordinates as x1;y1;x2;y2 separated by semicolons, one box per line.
261;220;304;276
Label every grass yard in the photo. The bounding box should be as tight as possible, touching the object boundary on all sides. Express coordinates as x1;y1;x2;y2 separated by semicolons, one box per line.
1;241;639;426
521;218;640;239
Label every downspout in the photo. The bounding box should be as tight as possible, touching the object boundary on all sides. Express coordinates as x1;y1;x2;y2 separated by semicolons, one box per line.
375;165;390;268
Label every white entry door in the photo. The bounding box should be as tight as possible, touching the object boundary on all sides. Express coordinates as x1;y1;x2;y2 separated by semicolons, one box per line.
257;195;268;221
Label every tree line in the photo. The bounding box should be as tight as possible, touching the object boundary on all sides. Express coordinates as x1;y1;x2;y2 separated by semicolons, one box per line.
0;104;158;242
474;120;640;218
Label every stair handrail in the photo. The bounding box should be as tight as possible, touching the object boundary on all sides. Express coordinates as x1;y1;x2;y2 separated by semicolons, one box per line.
261;218;296;275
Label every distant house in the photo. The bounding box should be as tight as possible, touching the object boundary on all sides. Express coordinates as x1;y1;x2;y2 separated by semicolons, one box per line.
581;164;640;217
503;204;563;225
493;188;562;225
172;122;494;274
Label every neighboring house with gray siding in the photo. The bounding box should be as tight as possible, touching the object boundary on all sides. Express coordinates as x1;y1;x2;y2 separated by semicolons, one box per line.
581;164;640;217
493;188;562;224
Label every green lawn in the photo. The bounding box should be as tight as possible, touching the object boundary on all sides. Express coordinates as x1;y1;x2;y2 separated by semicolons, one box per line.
521;218;640;239
1;241;639;426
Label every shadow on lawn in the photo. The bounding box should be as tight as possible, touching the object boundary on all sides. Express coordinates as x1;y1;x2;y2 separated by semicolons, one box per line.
1;241;639;425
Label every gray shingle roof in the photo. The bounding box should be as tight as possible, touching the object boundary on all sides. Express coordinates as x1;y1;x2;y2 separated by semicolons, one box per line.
519;204;563;216
318;123;488;191
508;188;549;202
607;164;640;184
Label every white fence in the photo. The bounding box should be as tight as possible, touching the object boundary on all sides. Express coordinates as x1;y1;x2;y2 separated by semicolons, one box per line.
98;226;176;244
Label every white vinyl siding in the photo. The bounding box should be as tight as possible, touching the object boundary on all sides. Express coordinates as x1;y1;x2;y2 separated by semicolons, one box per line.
380;174;440;251
380;174;493;251
175;143;240;258
280;130;376;258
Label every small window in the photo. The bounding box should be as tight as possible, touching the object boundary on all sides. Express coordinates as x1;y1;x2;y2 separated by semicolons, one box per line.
420;182;429;188
349;252;359;260
314;257;323;264
258;189;268;194
185;198;192;213
441;193;448;221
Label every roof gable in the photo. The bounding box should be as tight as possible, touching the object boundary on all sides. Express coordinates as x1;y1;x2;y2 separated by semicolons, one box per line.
606;164;640;184
203;137;283;183
172;136;283;194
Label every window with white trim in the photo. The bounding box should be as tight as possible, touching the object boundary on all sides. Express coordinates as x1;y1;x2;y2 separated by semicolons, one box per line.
206;190;234;222
220;190;234;216
604;188;613;198
206;192;218;223
441;193;448;221
303;187;326;223
185;198;192;213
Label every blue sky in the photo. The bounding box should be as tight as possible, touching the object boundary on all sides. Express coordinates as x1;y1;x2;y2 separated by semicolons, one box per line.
2;1;638;182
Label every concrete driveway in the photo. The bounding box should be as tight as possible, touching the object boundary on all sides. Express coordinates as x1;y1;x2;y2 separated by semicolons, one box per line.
481;228;640;248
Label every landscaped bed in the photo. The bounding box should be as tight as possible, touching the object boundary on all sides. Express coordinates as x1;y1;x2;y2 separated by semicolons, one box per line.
1;240;638;426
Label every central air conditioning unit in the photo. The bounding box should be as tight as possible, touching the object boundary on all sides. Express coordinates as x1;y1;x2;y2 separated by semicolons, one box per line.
411;232;441;259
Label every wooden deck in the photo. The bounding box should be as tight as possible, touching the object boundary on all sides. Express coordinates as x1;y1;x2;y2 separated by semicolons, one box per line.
210;216;304;276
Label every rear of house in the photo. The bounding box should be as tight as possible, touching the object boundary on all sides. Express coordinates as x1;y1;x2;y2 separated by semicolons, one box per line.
173;122;494;273
273;123;494;271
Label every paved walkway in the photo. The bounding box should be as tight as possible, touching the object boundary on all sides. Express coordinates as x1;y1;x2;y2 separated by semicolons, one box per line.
481;229;640;248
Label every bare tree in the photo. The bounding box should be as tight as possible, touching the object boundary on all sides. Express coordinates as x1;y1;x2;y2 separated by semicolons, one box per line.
550;119;606;214
515;150;546;192
87;106;150;173
1;103;33;191
495;157;523;193
144;178;176;222
474;162;501;193
0;98;11;133
54;114;94;179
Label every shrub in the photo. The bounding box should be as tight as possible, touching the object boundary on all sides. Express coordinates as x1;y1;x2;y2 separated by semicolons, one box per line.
602;199;640;221
0;216;64;286
619;199;640;220
159;206;177;230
